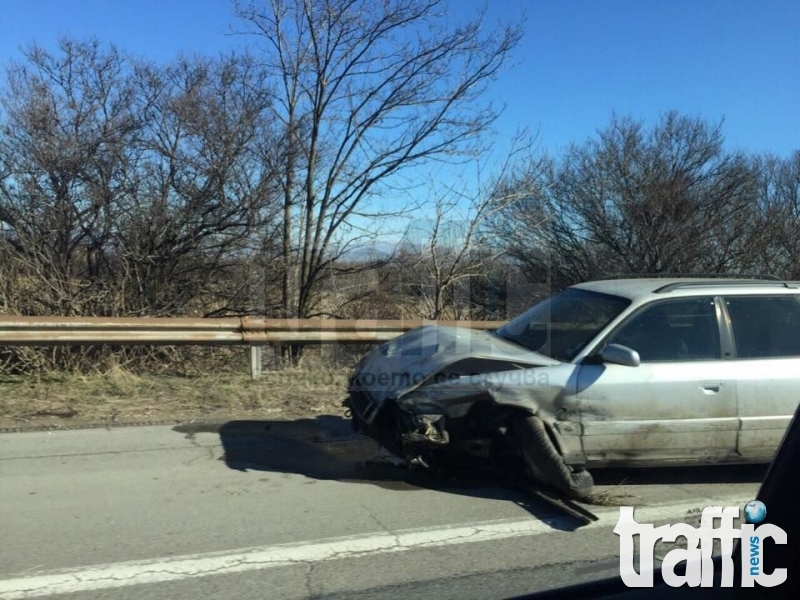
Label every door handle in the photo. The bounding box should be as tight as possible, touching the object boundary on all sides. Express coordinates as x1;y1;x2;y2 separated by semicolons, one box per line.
700;381;723;394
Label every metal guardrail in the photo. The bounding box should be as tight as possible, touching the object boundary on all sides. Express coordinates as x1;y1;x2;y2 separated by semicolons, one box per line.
0;317;506;344
0;317;508;379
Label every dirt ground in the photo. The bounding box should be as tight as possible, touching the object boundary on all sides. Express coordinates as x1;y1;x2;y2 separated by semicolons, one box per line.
0;368;351;431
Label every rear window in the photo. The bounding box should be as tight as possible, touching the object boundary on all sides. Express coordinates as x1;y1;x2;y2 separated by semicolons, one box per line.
724;295;800;358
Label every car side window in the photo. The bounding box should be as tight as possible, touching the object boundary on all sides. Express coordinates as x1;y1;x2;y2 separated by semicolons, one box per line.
724;295;800;358
606;297;721;362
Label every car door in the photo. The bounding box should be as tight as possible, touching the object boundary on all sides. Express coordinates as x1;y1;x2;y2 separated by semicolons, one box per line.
576;296;740;465
722;294;800;459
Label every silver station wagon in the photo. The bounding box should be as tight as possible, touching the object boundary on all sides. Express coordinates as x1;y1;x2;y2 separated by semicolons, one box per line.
345;277;800;498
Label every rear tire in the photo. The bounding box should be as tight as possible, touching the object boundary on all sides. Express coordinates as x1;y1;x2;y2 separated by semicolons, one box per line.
510;413;594;499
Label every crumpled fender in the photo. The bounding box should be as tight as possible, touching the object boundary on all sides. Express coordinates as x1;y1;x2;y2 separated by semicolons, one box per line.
396;364;584;462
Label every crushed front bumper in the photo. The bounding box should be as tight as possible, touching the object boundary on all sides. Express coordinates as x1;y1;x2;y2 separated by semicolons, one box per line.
344;387;450;458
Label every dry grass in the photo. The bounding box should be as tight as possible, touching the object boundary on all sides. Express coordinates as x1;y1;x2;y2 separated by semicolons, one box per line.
0;367;351;430
582;487;637;507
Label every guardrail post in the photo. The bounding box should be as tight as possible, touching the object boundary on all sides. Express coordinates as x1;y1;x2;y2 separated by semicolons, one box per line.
249;346;262;381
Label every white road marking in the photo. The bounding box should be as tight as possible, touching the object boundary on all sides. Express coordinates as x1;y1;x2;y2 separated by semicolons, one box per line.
0;496;752;599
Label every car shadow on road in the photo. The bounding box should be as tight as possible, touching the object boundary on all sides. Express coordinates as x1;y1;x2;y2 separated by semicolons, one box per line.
172;415;586;531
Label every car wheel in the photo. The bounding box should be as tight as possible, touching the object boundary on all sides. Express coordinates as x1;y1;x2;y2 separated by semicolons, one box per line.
510;413;594;499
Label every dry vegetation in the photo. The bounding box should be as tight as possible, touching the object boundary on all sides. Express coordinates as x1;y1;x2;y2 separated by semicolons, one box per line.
0;345;370;430
0;364;351;431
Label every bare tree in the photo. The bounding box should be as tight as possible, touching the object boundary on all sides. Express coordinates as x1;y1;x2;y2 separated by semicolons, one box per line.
235;0;523;329
745;151;800;278
493;112;759;289
0;39;281;319
117;53;279;315
0;39;141;316
398;141;542;319
0;39;285;371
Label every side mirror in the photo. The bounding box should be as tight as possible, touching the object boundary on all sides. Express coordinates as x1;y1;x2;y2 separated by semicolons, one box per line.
600;343;640;367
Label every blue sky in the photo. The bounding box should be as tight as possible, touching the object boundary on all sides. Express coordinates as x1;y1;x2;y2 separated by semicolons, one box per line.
503;0;799;157
2;0;797;159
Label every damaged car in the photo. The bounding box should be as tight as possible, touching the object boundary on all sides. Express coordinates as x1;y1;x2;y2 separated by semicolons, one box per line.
345;277;800;499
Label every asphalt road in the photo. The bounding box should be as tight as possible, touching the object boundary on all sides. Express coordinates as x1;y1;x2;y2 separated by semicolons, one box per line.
0;417;764;599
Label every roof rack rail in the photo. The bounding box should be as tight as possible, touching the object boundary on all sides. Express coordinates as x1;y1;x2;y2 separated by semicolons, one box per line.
654;280;797;293
597;272;782;281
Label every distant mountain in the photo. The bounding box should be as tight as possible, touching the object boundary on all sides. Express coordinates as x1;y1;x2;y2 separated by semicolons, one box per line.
339;240;398;261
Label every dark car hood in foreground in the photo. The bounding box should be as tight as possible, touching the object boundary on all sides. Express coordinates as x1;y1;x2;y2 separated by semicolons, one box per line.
349;324;558;409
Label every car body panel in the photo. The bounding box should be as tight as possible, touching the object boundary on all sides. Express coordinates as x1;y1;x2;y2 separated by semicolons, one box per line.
576;361;739;464
717;293;800;459
734;360;798;458
575;293;740;465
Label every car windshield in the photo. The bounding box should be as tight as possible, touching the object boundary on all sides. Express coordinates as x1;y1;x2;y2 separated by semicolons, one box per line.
495;288;631;362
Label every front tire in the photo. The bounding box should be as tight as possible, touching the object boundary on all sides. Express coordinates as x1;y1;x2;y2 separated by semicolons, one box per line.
510;413;594;499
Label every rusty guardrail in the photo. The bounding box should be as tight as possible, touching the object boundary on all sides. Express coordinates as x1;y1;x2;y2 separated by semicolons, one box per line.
0;317;506;345
0;317;508;378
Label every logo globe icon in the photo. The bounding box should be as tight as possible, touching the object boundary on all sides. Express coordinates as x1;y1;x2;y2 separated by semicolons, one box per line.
744;500;767;524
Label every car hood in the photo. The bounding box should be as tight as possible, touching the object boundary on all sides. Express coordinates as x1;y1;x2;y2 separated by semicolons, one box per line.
349;324;559;408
